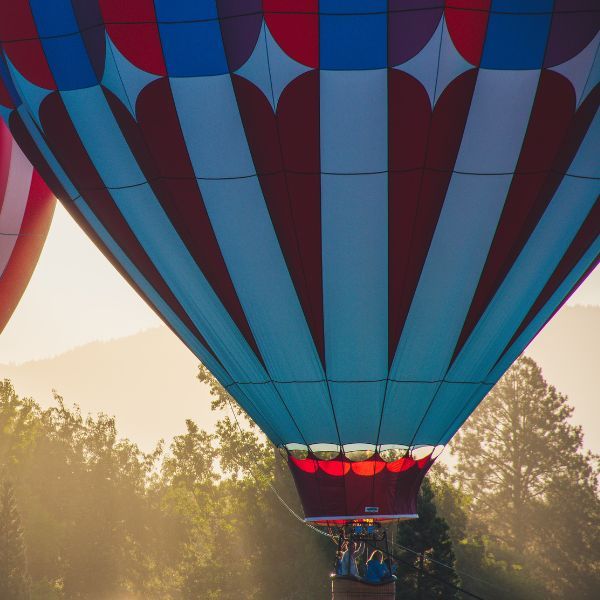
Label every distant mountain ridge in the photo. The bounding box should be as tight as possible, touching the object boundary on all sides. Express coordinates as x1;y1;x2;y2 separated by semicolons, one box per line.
1;306;598;453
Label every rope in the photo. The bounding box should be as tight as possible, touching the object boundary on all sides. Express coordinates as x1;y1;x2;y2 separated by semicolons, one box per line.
391;540;506;593
364;539;486;600
223;396;334;540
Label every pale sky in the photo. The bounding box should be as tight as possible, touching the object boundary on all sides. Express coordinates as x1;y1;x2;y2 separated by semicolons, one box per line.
0;202;599;365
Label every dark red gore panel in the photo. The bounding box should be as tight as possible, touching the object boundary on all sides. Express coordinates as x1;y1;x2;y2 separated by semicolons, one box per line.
288;456;432;522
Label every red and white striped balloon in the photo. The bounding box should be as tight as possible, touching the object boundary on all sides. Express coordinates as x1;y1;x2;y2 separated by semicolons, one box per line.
0;119;54;333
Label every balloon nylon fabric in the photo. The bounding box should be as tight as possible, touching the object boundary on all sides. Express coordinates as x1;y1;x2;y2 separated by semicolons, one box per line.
0;119;54;333
0;1;598;518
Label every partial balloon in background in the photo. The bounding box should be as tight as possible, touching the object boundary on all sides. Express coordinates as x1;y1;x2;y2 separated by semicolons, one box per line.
0;119;54;334
0;1;598;523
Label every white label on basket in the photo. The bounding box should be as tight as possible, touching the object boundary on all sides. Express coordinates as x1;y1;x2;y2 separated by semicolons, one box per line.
365;506;379;513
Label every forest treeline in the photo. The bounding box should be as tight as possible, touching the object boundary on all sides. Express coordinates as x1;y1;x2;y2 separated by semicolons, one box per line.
0;357;598;599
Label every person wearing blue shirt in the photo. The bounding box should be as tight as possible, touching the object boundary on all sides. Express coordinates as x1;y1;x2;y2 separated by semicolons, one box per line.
365;550;391;582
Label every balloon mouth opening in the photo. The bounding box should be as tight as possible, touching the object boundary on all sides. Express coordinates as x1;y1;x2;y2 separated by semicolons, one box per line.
279;443;445;474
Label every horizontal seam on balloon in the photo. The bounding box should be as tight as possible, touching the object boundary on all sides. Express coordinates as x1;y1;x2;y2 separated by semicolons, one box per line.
55;169;599;199
1;8;597;43
222;378;494;386
0;231;48;236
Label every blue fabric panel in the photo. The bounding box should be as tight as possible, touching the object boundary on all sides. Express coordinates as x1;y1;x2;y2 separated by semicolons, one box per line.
390;173;510;381
169;75;255;178
492;1;553;12
320;0;387;12
320;69;387;173
320;13;387;70
59;87;143;188
437;383;493;445
448;177;599;383
377;382;441;446
321;173;388;382
274;382;340;445
412;382;483;445
198;177;326;383
481;8;552;70
29;0;97;89
159;22;228;76
72;197;232;388
226;383;283;445
449;110;600;381
154;0;219;21
236;382;309;444
59;86;269;386
5;58;51;126
0;53;20;107
329;381;387;444
454;69;540;174
487;241;600;387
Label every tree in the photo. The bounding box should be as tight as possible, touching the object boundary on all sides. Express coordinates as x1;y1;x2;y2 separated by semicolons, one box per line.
0;479;31;600
394;477;461;599
451;356;600;598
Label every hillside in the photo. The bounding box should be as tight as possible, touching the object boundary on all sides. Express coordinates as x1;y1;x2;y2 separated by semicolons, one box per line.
1;305;598;453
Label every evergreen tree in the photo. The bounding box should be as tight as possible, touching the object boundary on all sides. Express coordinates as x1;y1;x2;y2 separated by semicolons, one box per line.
0;479;30;600
451;356;600;598
394;478;461;599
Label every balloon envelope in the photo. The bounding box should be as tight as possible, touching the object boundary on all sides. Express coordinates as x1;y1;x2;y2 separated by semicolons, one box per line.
0;1;598;522
0;119;54;334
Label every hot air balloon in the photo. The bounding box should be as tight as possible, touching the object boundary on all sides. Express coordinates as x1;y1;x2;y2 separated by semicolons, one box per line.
0;118;54;334
0;1;598;529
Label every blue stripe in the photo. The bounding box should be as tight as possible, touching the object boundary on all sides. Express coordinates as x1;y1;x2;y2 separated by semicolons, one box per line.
320;69;387;173
489;240;600;385
59;86;269;386
169;75;255;178
454;69;540;173
378;382;441;446
329;381;387;444
390;173;511;381
449;107;600;382
437;383;494;445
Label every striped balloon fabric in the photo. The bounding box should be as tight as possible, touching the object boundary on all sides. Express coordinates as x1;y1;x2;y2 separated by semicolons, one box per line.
0;1;598;522
0;119;54;333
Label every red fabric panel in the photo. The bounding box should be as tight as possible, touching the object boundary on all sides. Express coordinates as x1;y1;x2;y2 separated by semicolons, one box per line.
232;71;325;363
388;69;477;365
99;0;166;75
288;454;434;521
0;120;12;214
451;71;577;362
103;79;264;363
264;0;319;68
0;170;54;332
445;0;490;66
0;0;55;89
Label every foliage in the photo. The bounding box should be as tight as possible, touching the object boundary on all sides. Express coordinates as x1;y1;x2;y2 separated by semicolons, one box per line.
0;477;31;599
451;357;600;599
0;354;598;598
394;477;461;599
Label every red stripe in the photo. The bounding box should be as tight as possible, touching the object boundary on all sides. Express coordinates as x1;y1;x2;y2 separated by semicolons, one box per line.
0;170;54;332
451;73;600;364
36;91;224;367
103;78;264;364
500;201;600;359
388;69;477;365
232;71;325;364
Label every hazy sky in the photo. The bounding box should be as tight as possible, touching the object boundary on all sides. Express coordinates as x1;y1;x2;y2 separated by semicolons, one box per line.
0;203;599;365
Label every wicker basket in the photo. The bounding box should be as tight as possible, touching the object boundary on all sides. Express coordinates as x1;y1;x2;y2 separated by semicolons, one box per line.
331;576;396;599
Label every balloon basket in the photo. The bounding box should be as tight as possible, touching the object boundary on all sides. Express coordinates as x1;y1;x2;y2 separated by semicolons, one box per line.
331;576;395;599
